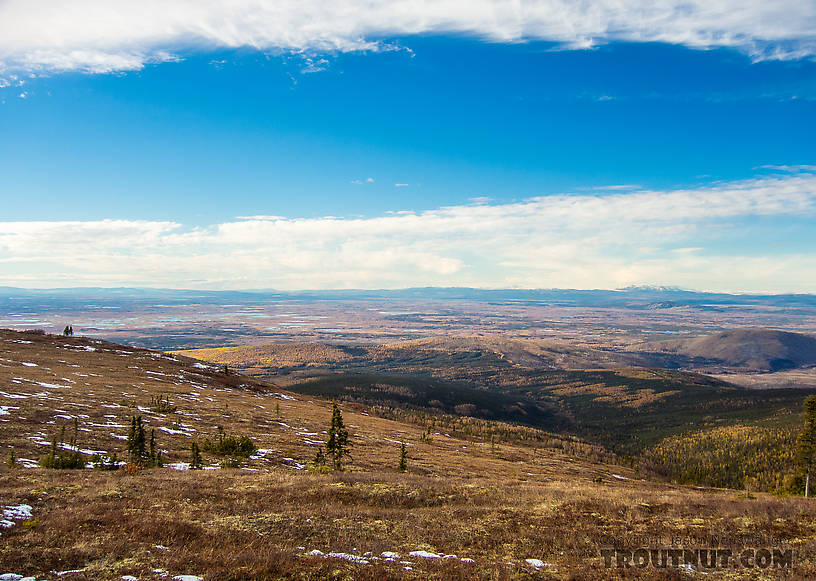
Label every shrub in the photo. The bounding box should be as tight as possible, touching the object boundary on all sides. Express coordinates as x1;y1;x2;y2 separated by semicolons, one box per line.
92;453;120;471
202;426;256;458
41;421;85;469
149;394;177;414
41;438;84;469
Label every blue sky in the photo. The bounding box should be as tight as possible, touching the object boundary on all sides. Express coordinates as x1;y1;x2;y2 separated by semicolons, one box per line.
0;1;815;292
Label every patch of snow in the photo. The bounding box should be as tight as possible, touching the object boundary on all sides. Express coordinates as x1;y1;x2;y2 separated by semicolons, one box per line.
525;559;550;569
383;438;414;446
327;552;369;565
159;427;191;436
168;462;191;471
409;550;441;559
57;443;107;455
282;458;305;470
21;362;37;367
172;576;203;581
611;474;629;481
1;504;33;531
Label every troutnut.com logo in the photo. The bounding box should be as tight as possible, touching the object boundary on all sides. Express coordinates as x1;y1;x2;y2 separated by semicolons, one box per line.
600;548;793;569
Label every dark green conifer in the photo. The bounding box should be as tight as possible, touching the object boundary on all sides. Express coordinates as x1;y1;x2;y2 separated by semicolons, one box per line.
325;402;350;471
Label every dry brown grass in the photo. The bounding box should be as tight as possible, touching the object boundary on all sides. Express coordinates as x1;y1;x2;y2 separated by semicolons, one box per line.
2;469;815;580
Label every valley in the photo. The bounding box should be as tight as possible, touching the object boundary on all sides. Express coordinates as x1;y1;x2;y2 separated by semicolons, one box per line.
2;288;816;579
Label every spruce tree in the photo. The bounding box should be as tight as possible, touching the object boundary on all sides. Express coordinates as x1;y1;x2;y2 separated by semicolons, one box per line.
796;395;816;497
325;402;350;471
398;442;407;473
313;446;327;469
127;416;147;466
190;441;203;469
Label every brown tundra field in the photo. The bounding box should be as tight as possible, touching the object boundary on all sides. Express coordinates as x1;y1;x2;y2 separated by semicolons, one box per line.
1;328;815;580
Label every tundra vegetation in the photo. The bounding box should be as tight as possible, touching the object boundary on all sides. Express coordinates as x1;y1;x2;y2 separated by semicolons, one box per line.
2;327;816;579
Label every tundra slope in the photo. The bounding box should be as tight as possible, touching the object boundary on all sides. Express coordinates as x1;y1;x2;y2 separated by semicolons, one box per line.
2;329;816;579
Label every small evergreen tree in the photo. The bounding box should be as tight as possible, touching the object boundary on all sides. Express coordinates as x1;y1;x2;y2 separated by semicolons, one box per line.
127;416;147;466
7;448;17;469
41;429;83;469
398;442;407;473
796;395;816;497
313;446;326;467
325;402;351;471
190;441;203;469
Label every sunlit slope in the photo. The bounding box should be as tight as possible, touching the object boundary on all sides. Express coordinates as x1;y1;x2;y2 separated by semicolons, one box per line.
0;328;620;479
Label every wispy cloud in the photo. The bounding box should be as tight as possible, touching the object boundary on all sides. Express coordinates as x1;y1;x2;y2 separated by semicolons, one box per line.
1;171;815;292
0;1;814;74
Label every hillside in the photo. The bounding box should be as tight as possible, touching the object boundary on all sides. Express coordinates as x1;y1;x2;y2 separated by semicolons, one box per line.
0;329;608;480
4;328;816;579
178;338;814;451
643;328;816;372
0;328;639;580
175;335;654;382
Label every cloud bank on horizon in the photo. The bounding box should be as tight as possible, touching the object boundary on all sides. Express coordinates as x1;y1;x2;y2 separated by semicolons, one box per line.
1;0;815;74
1;170;815;293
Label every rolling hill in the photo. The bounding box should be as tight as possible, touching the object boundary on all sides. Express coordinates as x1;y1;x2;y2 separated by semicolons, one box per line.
177;336;816;459
643;328;816;371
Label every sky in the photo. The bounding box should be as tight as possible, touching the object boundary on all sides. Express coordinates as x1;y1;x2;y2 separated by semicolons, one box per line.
0;1;814;292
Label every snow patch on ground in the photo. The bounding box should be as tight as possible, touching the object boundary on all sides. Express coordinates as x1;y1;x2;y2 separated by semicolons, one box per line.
307;550;369;565
169;462;191;471
409;550;441;559
1;504;33;532
159;427;193;436
525;558;551;569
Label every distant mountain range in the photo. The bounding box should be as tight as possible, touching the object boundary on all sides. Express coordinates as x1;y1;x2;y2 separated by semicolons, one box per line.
2;285;815;309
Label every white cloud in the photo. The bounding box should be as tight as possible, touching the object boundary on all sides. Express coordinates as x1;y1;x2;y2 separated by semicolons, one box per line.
0;1;814;74
1;171;815;292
